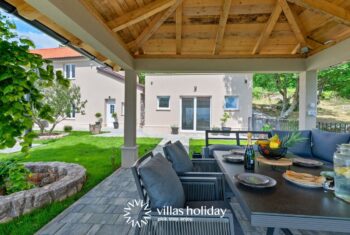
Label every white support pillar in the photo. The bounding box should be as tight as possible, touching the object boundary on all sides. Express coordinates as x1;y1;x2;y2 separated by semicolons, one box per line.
121;70;138;168
299;70;318;130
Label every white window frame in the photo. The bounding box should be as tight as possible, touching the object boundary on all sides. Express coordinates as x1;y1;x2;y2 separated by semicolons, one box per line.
157;96;170;110
224;96;239;111
179;96;211;132
64;64;76;79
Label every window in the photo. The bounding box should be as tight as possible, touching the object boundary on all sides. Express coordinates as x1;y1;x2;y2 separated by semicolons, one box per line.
110;104;115;114
66;104;76;119
121;102;125;116
157;96;170;110
224;96;239;110
65;64;76;79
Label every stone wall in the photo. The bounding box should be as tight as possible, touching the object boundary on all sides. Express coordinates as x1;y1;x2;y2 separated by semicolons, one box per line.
0;162;86;223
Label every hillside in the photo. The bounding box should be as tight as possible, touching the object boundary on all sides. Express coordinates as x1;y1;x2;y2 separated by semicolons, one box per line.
253;90;350;123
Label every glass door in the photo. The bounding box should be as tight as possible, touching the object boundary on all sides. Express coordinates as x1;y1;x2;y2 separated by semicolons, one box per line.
181;97;210;131
181;98;194;130
196;97;210;131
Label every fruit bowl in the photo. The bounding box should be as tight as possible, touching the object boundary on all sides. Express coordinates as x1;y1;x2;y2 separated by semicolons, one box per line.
258;145;288;160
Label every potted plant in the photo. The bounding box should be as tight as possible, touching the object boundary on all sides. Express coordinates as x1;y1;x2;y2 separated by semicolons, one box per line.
220;112;231;135
211;126;220;136
95;112;102;126
112;112;119;129
171;125;179;135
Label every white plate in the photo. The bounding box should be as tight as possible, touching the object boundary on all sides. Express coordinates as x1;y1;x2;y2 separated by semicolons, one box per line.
282;173;323;188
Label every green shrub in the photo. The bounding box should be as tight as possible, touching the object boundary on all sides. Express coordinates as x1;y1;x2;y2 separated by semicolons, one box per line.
0;160;34;195
63;125;73;132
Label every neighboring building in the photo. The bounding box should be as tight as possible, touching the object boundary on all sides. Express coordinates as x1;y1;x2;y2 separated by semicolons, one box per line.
143;74;253;135
31;47;144;130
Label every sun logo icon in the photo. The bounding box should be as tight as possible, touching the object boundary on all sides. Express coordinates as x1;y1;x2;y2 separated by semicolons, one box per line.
123;199;151;228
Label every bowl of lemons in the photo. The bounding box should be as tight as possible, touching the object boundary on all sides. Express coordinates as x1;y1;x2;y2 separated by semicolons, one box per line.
256;133;306;160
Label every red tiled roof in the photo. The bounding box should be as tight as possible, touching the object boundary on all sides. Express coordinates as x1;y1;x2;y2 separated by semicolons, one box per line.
30;47;82;59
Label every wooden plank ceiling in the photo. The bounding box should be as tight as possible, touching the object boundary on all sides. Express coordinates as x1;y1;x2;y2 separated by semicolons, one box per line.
6;0;350;67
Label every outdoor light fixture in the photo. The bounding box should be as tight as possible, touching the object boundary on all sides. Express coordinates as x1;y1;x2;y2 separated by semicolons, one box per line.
300;46;310;54
194;86;197;92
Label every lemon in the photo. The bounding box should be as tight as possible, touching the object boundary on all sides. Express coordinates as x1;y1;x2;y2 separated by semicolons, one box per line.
335;167;350;177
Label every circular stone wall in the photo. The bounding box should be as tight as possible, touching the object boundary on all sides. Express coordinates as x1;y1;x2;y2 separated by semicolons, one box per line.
0;162;86;223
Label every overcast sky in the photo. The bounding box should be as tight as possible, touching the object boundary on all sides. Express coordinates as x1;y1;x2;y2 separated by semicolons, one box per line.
1;9;60;49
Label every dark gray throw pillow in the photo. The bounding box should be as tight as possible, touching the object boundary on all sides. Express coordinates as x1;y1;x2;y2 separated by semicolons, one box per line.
139;153;185;209
174;140;188;153
271;130;313;158
163;142;193;173
311;129;350;162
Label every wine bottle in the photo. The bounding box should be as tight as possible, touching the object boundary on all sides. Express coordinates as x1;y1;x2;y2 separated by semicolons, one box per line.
244;132;255;171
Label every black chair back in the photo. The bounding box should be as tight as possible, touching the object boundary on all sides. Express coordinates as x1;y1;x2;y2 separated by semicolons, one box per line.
131;151;154;203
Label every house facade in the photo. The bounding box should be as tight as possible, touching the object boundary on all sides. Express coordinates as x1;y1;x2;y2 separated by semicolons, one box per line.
31;47;144;130
143;74;253;135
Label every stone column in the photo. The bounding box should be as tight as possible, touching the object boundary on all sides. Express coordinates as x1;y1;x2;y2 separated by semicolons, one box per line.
299;70;317;130
121;70;138;168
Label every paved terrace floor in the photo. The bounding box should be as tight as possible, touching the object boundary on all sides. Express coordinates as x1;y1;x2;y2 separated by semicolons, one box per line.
36;139;345;235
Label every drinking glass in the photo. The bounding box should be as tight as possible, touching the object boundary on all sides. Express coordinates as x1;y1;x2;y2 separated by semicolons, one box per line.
334;144;350;203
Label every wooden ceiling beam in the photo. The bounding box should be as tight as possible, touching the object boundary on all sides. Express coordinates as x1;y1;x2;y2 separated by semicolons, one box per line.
252;4;282;54
107;0;176;32
176;3;183;55
214;0;232;55
278;0;307;54
287;0;350;26
128;0;184;53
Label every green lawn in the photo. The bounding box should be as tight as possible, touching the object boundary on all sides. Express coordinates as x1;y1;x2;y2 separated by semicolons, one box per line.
0;131;160;235
189;139;247;156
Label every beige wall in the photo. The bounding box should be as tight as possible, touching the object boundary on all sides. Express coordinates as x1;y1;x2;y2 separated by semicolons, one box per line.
50;57;143;130
143;74;253;135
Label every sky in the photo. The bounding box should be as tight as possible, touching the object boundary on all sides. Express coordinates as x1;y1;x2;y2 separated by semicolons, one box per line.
1;9;60;49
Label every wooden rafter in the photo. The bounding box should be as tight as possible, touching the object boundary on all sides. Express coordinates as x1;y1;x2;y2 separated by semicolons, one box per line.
278;0;307;54
213;0;232;55
252;4;282;54
176;3;183;55
128;0;184;53
287;0;350;26
107;0;176;32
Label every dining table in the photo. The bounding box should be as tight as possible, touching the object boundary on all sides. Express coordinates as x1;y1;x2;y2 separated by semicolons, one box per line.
214;150;350;235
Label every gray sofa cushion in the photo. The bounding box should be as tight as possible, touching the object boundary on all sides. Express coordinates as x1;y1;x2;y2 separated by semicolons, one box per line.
203;144;243;158
311;129;350;162
139;153;185;209
163;142;193;173
271;130;313;158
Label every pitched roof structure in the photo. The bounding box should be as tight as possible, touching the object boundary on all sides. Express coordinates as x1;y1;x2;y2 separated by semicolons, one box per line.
3;0;350;71
30;47;82;59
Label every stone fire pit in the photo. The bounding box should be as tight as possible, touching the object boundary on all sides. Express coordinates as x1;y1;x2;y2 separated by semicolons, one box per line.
0;162;86;223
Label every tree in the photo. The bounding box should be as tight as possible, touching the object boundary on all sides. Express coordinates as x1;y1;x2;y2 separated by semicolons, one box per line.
33;81;87;134
318;63;350;101
253;73;299;118
0;13;67;152
138;72;145;84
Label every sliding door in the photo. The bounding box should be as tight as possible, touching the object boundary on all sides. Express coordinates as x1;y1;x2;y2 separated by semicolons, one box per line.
181;97;210;131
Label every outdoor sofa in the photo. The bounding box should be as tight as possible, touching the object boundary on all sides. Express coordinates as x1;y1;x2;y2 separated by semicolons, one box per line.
131;152;241;235
202;129;350;163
